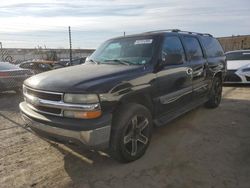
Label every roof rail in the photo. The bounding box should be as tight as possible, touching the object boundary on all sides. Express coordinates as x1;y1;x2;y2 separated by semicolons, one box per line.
143;29;180;34
143;29;213;37
174;30;213;37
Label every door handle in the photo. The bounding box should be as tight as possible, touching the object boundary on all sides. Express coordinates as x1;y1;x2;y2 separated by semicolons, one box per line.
186;68;193;75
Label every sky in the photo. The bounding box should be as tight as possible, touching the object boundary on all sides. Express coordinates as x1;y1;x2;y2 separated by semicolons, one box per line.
0;0;249;49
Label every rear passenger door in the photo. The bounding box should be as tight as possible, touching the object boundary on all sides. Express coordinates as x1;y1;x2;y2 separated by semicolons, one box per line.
181;36;209;100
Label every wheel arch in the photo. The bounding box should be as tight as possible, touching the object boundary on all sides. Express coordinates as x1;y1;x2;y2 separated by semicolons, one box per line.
213;71;223;81
113;92;155;118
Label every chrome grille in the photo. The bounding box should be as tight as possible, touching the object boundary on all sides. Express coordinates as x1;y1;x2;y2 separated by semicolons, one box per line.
25;86;62;101
24;86;64;116
23;85;100;117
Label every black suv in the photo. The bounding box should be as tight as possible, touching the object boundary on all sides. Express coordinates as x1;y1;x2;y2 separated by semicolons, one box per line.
20;29;226;162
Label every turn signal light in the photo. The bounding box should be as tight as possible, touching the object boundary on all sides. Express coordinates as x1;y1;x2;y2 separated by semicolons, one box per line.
0;72;9;77
64;110;102;119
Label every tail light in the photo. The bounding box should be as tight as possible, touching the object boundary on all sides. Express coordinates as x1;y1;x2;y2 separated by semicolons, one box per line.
0;72;9;77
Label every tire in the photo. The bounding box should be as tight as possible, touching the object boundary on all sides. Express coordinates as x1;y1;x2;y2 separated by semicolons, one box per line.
109;103;153;163
205;76;222;108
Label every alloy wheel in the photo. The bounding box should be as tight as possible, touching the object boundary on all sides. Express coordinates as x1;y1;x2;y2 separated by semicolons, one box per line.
123;115;149;156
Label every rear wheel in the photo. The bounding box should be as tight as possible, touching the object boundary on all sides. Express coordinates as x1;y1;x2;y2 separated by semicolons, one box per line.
205;76;222;108
109;103;153;163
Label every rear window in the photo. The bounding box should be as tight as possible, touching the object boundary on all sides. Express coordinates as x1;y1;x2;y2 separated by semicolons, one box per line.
226;51;250;60
0;62;18;70
201;36;224;58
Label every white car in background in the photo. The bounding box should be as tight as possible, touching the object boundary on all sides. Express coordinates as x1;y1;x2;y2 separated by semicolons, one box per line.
225;50;250;83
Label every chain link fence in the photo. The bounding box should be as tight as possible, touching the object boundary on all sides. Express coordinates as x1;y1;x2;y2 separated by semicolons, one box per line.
0;48;94;94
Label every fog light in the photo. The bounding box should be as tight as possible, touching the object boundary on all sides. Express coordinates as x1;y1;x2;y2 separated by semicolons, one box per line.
64;110;102;119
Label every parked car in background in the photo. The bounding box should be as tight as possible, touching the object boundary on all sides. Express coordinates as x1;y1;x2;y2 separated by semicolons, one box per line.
19;58;86;74
225;50;250;83
20;29;226;162
53;57;86;69
19;60;56;74
0;62;34;93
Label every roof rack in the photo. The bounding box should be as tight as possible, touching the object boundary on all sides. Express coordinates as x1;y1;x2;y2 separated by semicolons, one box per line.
143;29;213;37
177;30;213;37
143;29;179;33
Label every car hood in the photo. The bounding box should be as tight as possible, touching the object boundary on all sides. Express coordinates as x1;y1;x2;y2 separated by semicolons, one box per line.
227;60;250;70
24;63;145;93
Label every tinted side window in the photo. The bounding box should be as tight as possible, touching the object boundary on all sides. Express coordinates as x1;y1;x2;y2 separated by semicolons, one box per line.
201;36;224;57
162;36;185;62
182;36;203;60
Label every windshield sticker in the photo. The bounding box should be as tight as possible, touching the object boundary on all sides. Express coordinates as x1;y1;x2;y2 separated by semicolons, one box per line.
134;39;153;45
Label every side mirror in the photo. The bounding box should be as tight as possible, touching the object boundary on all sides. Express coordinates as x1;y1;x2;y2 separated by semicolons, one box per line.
85;56;90;62
162;53;183;66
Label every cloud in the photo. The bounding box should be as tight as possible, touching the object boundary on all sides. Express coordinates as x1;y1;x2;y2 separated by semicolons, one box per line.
0;0;249;48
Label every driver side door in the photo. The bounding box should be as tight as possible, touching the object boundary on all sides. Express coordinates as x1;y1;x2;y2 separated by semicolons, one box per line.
155;36;193;118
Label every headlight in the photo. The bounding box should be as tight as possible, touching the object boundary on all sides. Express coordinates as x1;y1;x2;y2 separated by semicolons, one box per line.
23;85;27;94
63;94;101;119
242;67;250;72
64;94;99;104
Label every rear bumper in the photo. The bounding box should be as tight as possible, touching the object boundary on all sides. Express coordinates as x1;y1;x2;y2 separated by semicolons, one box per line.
20;102;112;149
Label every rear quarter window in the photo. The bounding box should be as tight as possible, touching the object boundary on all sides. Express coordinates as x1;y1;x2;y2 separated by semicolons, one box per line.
201;36;224;58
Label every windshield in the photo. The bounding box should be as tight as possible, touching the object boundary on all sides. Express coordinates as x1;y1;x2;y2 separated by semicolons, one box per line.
88;36;157;65
226;51;250;61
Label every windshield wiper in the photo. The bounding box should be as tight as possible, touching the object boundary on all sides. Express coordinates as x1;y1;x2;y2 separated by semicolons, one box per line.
104;59;131;66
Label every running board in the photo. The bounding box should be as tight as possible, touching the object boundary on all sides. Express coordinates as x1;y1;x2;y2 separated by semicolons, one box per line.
153;98;207;127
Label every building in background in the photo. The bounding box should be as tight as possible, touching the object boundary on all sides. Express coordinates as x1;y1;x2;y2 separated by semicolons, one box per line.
218;35;250;52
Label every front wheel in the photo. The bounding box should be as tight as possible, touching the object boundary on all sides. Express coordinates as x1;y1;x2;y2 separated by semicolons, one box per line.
205;76;222;108
109;104;153;163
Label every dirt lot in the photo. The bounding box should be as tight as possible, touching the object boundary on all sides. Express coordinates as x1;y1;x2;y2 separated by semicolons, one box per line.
0;86;250;188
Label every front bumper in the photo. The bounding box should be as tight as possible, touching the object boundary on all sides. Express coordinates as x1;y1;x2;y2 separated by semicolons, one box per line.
20;102;112;149
224;70;250;83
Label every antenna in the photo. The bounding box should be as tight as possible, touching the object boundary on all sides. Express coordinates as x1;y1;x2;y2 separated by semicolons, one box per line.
68;26;72;65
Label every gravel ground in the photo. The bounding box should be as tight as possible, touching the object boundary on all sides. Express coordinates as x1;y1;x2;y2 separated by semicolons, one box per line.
0;86;250;188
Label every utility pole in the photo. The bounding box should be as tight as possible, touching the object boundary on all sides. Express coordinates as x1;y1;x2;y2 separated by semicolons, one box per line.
68;26;72;65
